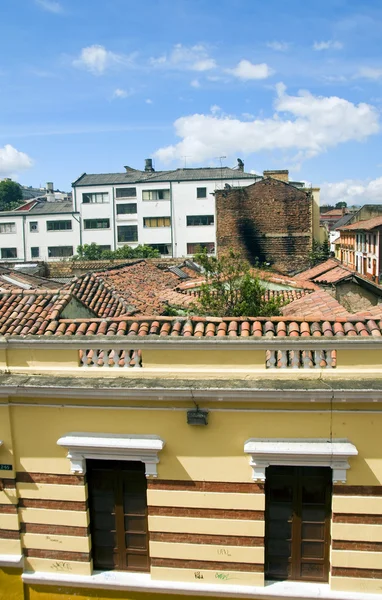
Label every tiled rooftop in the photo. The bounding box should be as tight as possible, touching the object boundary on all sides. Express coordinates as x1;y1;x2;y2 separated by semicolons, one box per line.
339;215;382;231
312;266;351;284
282;290;349;318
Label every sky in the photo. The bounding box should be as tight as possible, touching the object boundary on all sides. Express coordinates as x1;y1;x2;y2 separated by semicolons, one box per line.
1;0;382;205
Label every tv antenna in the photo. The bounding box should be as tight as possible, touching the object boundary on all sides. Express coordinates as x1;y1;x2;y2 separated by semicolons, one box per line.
215;156;226;189
182;156;191;168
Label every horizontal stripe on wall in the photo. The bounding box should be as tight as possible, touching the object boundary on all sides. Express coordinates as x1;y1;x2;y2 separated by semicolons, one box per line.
333;486;382;496
20;523;89;537
147;480;264;493
150;532;263;546
19;507;89;528
2;480;16;490
147;489;264;511
150;566;263;586
333;540;382;552
333;496;382;515
332;549;382;570
332;567;382;579
24;556;92;577
16;482;87;502
0;504;18;514
16;472;85;486
22;532;91;553
151;557;263;572
333;513;382;524
148;507;264;520
148;515;264;537
0;529;20;539
149;540;263;564
0;513;20;531
332;523;382;543
19;499;88;511
24;548;91;562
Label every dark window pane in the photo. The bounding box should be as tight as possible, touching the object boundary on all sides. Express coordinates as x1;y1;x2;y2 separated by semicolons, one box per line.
46;220;72;231
301;506;326;521
93;529;116;547
117;225;138;242
124;516;147;532
301;563;324;579
117;203;137;214
197;187;207;198
302;523;325;540
116;188;136;198
301;541;324;559
125;533;148;549
1;248;17;259
126;552;150;569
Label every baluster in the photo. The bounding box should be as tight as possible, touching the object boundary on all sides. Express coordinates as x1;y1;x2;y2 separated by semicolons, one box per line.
279;350;288;368
79;349;87;367
290;350;300;368
267;350;276;368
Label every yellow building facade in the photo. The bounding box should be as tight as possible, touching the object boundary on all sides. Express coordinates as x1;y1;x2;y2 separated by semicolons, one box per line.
0;322;381;600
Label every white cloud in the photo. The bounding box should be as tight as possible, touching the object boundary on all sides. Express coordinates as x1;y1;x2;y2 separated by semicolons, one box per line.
190;79;201;88
35;0;62;13
210;104;221;115
313;40;343;51
267;41;289;52
112;88;133;99
0;145;33;176
228;60;274;80
145;98;153;104
150;44;216;71
73;45;133;75
154;83;379;164
321;177;382;205
357;67;382;80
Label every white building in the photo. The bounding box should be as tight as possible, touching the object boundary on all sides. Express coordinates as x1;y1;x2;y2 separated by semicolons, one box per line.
72;159;259;258
0;162;313;262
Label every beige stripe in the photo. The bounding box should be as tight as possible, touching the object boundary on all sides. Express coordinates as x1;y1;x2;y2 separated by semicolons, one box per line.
333;495;382;515
331;576;382;595
149;540;263;564
20;508;89;528
17;483;87;502
147;490;264;510
332;549;382;570
21;532;91;553
0;514;19;531
151;566;264;586
0;538;22;554
0;489;18;506
332;523;382;542
148;515;264;537
24;557;92;576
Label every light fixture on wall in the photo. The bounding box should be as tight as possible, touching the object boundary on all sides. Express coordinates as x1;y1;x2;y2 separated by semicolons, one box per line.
187;406;208;426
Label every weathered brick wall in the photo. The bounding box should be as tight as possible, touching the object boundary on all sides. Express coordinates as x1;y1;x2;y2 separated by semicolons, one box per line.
216;178;313;273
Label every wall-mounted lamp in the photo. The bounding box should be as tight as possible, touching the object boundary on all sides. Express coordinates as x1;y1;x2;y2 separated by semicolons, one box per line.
187;407;208;426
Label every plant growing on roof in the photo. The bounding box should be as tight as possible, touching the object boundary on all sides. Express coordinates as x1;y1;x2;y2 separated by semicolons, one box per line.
192;248;282;317
73;243;160;261
308;240;330;267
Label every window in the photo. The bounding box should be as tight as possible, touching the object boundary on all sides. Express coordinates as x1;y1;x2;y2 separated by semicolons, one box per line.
197;187;207;198
48;246;73;258
0;222;16;234
31;247;39;259
84;219;110;230
142;189;170;201
187;242;215;254
116;188;136;198
118;225;138;243
265;466;331;583
186;215;214;227
88;460;149;572
143;217;171;228
1;248;17;259
29;221;38;233
117;203;137;215
46;220;72;231
149;244;171;255
82;192;109;204
99;245;111;252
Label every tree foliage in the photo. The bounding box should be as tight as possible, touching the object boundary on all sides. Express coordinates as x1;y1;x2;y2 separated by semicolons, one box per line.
335;201;347;208
73;243;160;261
308;239;330;267
0;179;23;211
193;249;282;317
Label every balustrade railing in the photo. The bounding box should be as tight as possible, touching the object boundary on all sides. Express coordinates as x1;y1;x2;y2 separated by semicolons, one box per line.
266;349;336;369
79;349;142;368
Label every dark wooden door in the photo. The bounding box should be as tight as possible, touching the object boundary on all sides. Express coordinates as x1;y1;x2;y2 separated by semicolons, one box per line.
87;460;150;572
265;466;331;582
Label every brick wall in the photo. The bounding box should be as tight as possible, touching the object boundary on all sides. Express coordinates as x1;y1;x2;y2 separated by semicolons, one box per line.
216;178;313;273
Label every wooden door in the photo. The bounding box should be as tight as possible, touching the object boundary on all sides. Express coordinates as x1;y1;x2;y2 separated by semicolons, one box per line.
87;460;149;572
265;466;331;582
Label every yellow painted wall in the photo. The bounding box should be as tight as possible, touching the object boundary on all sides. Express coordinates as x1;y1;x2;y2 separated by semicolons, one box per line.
26;585;244;600
8;401;382;484
0;568;23;600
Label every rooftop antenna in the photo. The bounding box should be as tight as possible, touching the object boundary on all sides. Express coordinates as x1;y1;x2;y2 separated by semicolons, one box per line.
215;156;226;190
182;156;191;168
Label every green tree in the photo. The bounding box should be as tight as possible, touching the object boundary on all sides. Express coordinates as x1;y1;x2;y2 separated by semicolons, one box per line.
193;248;282;317
73;243;160;261
335;201;347;209
0;179;23;211
308;240;330;267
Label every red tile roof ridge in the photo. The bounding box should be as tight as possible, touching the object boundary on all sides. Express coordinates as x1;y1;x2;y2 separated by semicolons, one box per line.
55;315;373;325
339;215;382;231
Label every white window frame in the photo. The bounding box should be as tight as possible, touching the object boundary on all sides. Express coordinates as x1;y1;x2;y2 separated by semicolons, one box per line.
244;438;358;483
57;433;165;478
0;222;16;234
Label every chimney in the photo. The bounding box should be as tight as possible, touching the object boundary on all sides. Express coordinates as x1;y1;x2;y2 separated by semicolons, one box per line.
263;170;289;182
46;181;55;202
46;182;54;192
237;158;244;172
145;158;155;172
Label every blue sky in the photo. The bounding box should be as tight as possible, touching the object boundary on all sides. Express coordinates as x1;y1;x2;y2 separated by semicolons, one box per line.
1;0;382;204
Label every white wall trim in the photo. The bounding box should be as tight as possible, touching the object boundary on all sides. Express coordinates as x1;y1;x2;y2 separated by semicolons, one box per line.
244;439;358;483
0;554;23;568
57;432;165;477
21;571;382;600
